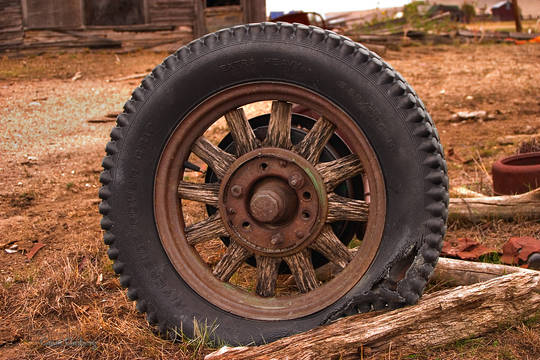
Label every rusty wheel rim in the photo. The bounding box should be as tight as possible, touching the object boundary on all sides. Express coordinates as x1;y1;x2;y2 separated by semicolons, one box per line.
154;82;386;320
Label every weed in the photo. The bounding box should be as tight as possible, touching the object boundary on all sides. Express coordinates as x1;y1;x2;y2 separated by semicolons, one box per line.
517;138;540;154
478;252;501;264
66;182;74;190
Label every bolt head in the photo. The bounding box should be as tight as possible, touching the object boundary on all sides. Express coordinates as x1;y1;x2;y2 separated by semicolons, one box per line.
227;208;236;215
288;173;305;189
270;233;283;245
295;230;305;239
230;185;243;198
250;191;282;223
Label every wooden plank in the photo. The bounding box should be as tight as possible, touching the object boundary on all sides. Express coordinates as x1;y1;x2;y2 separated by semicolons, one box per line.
147;0;194;26
242;0;266;23
0;0;22;48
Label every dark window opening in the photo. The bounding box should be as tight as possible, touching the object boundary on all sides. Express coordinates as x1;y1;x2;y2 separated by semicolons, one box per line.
206;0;240;7
84;0;145;26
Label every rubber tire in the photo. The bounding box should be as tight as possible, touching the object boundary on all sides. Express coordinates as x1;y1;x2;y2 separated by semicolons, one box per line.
492;152;540;195
99;22;448;345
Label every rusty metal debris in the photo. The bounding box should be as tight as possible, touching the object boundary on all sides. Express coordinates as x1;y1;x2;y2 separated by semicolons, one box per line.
500;236;540;266
441;237;497;260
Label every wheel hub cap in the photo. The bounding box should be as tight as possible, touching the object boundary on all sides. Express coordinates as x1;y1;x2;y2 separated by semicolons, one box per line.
219;147;327;256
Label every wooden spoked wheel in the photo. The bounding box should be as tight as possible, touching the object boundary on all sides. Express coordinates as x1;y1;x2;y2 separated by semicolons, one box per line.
154;82;386;320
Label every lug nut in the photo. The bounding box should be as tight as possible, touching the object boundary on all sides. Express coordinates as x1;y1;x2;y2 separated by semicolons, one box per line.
227;208;236;215
288;173;304;189
295;230;305;239
230;185;243;198
270;233;283;245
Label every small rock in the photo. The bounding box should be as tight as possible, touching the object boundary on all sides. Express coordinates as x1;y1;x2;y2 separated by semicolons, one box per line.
528;253;540;270
466;95;473;100
514;125;537;135
28;101;41;107
5;244;18;254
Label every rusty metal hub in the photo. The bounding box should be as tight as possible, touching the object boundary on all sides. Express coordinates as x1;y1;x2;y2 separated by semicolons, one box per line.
219;147;327;257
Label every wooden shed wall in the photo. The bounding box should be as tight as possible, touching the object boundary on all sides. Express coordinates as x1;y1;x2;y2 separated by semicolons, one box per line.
0;0;23;47
25;0;82;29
148;0;195;26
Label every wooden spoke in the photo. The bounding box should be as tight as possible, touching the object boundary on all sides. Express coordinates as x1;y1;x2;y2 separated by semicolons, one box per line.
293;117;335;163
185;213;228;246
315;154;364;192
212;241;252;282
192;136;236;179
283;249;319;293
263;100;293;149
255;256;281;297
310;225;353;269
178;181;219;206
327;193;369;223
224;107;258;156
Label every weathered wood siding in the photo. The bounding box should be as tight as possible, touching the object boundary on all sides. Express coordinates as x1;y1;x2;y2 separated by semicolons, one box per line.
242;0;266;23
148;0;194;26
25;0;82;29
0;0;23;48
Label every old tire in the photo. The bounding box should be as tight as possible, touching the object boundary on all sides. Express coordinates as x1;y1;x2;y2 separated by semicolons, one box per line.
99;23;448;345
492;152;540;195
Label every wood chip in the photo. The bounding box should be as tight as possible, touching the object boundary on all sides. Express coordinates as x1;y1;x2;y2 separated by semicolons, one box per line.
26;242;45;260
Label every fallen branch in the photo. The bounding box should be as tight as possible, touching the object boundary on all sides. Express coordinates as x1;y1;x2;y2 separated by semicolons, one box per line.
87;118;116;123
206;270;540;359
107;73;147;82
448;187;540;222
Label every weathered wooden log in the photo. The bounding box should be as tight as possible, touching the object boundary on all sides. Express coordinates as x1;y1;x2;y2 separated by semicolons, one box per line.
206;270;540;360
312;256;528;287
448;187;540;222
497;133;540;145
433;257;525;286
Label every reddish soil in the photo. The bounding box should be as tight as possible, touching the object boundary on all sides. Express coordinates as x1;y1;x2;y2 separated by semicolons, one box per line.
0;43;539;359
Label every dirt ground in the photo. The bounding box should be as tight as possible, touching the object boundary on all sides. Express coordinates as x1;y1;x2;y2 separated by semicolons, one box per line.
1;42;539;359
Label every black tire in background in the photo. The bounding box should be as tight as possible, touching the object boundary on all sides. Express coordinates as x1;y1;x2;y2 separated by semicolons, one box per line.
99;23;448;345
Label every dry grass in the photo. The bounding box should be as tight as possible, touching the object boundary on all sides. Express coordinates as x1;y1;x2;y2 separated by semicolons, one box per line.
1;228;216;359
